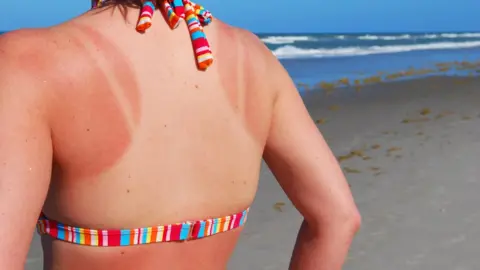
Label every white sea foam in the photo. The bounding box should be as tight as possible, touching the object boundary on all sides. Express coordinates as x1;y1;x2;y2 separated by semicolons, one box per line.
358;33;480;40
358;34;412;40
260;36;316;45
272;41;480;59
261;33;480;45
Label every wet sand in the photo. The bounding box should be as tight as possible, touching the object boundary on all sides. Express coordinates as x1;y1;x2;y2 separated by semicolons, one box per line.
28;76;480;269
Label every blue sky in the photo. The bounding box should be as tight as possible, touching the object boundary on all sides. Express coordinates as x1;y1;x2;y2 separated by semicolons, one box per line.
1;0;479;33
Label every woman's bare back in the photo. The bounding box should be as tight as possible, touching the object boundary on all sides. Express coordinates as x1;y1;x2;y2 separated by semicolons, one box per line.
28;6;274;270
0;2;360;270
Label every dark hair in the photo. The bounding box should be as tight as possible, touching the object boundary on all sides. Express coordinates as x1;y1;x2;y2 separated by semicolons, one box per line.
93;0;159;20
98;0;155;8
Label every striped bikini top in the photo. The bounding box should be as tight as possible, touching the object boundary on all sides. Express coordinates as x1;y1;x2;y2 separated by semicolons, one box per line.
92;0;214;70
37;209;249;246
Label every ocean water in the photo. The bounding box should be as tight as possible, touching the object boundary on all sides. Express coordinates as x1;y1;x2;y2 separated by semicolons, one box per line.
258;32;480;88
2;30;480;90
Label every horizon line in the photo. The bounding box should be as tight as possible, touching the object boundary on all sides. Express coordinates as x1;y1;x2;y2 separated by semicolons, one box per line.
254;30;480;35
2;29;480;34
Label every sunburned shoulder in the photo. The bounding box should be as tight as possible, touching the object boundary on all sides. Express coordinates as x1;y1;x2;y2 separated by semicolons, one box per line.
0;28;52;62
229;25;271;56
216;22;285;93
216;22;275;77
0;28;64;105
0;28;59;78
212;20;268;56
0;29;40;82
0;26;86;91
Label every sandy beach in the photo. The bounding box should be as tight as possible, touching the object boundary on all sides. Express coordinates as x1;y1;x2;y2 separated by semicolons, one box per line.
27;75;480;269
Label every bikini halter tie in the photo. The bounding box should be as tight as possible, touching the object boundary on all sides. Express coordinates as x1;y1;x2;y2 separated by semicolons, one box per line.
93;0;214;70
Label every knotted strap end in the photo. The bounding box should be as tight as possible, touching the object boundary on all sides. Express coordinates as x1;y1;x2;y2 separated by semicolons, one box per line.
197;58;213;71
136;1;156;32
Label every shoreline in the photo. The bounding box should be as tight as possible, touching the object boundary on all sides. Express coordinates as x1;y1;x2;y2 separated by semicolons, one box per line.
301;75;480;157
294;59;480;94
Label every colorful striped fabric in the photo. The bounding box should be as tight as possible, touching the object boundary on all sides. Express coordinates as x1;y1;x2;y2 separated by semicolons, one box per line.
92;0;214;71
37;209;249;246
162;0;214;70
136;1;156;32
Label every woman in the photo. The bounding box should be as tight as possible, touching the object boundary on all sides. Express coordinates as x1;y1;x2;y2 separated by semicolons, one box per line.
0;1;360;269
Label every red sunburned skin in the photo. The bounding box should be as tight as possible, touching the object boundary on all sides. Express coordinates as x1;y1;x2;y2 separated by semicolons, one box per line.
48;24;141;179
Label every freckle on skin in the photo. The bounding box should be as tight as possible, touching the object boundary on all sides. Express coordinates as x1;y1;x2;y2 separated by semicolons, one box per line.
126;189;130;193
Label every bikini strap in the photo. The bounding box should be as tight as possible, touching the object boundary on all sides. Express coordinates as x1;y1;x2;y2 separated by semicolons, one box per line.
37;208;249;246
92;0;214;71
159;0;213;70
